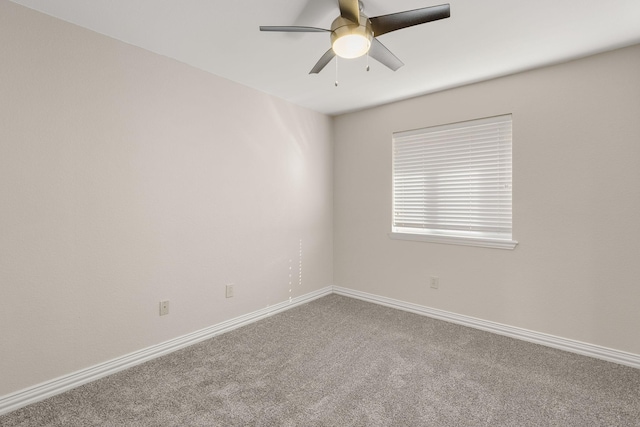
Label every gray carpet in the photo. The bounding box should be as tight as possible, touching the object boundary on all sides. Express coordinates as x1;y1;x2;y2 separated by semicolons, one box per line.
2;294;639;426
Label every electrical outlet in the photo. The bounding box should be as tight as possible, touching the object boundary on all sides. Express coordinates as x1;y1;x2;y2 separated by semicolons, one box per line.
226;284;234;298
430;276;439;289
159;300;169;316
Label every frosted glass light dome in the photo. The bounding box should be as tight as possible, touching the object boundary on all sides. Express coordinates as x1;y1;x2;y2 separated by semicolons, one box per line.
332;34;371;58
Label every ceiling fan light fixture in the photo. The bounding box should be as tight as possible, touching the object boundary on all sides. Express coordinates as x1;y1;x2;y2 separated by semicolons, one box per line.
332;34;370;58
330;15;373;59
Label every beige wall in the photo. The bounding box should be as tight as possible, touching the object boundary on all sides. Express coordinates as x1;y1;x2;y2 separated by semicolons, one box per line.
334;43;640;355
0;1;333;396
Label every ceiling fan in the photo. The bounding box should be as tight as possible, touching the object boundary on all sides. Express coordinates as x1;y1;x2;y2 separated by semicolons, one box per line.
260;0;450;74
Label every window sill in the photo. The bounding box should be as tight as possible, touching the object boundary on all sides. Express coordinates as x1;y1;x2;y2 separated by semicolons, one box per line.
388;232;518;250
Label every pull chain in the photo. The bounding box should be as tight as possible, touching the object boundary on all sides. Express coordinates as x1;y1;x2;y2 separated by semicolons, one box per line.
366;52;370;72
335;56;339;87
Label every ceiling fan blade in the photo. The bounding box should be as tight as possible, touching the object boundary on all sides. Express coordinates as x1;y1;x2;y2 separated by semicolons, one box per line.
369;38;404;71
259;26;330;33
309;48;336;74
370;3;450;37
338;0;360;24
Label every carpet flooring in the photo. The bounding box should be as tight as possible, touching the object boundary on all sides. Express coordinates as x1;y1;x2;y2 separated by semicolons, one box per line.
2;294;640;426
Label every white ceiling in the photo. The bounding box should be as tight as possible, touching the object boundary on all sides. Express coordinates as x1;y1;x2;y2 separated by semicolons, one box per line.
10;0;640;115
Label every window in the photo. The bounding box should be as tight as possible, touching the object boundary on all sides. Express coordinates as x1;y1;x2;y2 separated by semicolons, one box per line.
390;114;517;249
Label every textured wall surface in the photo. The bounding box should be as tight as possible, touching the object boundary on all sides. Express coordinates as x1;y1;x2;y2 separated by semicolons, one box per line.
0;1;333;396
334;43;640;355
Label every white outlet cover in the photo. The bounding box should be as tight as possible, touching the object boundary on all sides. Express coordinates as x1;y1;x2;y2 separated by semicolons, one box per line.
159;300;169;316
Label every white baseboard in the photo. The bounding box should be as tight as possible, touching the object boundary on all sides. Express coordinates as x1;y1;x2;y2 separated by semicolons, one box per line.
0;286;332;416
333;286;640;370
3;284;638;416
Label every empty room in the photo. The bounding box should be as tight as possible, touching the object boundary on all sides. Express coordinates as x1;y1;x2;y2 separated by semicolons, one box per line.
1;0;639;425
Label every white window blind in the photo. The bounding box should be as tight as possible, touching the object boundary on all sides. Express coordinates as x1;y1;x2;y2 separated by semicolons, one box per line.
391;114;516;249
